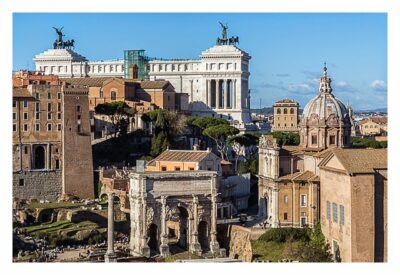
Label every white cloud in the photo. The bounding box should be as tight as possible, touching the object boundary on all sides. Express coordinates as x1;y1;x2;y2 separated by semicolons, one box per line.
370;80;387;91
336;81;348;88
287;83;313;93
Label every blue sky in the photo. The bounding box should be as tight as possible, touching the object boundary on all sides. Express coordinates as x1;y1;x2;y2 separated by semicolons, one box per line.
13;13;387;110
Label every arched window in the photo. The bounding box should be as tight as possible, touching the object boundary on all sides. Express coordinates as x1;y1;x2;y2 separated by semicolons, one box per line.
290;108;294;114
283;108;288;114
111;91;117;100
277;108;281;114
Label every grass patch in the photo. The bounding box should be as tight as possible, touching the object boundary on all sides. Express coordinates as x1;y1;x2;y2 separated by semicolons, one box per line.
252;240;303;262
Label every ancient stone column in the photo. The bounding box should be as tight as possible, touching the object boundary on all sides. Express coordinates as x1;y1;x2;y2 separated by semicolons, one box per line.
140;197;150;257
209;190;220;255
207;80;212;107
160;196;170;257
216;80;220;109
105;192;117;262
224;79;228;109
233;79;237;109
190;195;202;255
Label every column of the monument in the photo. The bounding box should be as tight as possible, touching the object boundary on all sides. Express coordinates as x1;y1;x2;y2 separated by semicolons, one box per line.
216;80;220;109
224;79;228;109
190;195;202;255
105;192;117;262
141;197;150;257
233;79;237;109
207;80;212;107
159;196;170;256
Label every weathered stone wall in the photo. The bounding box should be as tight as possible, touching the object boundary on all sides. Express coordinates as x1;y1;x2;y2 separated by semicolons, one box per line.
13;170;62;201
227;225;265;262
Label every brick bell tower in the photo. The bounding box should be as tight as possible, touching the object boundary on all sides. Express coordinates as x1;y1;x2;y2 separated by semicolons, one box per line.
61;84;94;199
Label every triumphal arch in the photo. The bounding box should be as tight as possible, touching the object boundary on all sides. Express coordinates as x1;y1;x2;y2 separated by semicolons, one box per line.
128;170;221;257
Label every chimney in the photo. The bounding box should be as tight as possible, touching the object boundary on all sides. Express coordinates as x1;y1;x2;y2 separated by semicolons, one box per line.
193;144;199;151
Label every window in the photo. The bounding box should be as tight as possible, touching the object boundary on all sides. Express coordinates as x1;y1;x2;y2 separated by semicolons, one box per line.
111;91;117;101
76;105;81;112
23;124;28;132
329;135;335;145
23;100;28;108
283;108;287;114
13;112;16;120
284;195;288;204
290;108;294;114
161;166;167;171
35;112;40;120
57;102;61;112
77;125;81;133
24;146;28;154
339;205;344;225
100;90;104;98
189;167;194;171
35;102;40;111
55;159;60;170
311;135;317;145
57;113;61;120
57;93;61;100
47;123;52;131
13;124;17;132
326;201;331;221
284;213;288;220
57;124;62;131
47;112;52;120
47;103;52;112
23;112;28;120
332;202;338;223
47;93;51;99
175;167;181;171
300;194;307;207
13;100;17;108
19;178;25;187
277;108;281;114
35;124;40;131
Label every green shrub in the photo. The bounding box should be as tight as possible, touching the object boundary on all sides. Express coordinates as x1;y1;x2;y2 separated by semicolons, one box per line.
259;227;311;243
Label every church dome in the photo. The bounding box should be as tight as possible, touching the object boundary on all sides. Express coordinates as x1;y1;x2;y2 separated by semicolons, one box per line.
302;65;348;121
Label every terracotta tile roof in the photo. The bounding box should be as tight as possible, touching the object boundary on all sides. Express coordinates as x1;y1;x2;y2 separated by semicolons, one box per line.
293;170;316;181
320;148;387;174
360;117;387;125
148;149;214;165
278;171;302;180
281;145;303;155
13;88;35;99
139;80;170;90
313;149;333;158
62;77;117;87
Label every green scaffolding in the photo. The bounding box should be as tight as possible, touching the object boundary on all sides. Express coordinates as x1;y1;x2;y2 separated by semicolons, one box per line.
123;49;150;80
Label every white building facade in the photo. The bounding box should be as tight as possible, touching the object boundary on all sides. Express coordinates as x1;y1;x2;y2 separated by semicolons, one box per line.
33;49;124;78
148;45;252;126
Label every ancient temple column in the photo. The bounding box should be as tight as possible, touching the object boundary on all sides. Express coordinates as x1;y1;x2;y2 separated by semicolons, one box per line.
190;195;202;255
160;196;170;256
233;79;237;109
224;79;228;109
105;192;117;262
216;80;220;109
271;188;279;228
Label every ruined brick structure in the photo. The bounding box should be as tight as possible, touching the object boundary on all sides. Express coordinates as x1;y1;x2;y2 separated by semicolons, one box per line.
12;83;94;201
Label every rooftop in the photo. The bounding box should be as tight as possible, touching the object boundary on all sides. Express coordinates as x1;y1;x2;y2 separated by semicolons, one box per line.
147;149;214;166
319;148;387;174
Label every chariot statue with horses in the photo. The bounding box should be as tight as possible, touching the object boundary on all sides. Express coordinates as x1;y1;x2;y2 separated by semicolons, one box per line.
216;22;239;46
52;27;75;49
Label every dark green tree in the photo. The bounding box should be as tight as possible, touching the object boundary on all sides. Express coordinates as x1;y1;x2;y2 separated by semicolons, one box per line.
94;101;135;138
203;124;239;160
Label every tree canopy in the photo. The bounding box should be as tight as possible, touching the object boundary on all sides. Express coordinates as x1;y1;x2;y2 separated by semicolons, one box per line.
94;101;135;138
203;124;239;160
